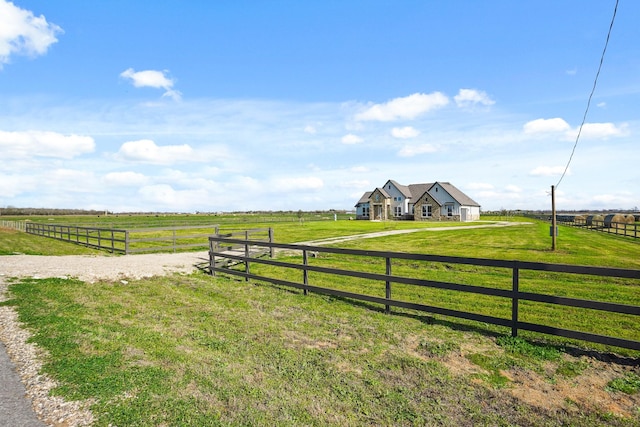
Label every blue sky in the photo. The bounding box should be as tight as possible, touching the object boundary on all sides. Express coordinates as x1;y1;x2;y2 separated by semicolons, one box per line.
1;0;638;213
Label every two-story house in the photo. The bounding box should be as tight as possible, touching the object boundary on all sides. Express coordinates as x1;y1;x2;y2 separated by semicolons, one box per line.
355;180;480;222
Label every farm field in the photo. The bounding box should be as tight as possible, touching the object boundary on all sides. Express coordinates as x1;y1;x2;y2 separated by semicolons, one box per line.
1;212;488;254
1;215;639;425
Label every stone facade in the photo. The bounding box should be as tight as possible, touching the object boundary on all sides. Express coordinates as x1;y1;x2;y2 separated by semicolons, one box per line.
413;193;460;221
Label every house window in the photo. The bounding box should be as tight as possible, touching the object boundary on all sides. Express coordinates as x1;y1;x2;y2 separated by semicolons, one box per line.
422;205;432;217
446;205;453;216
364;206;370;217
395;206;402;217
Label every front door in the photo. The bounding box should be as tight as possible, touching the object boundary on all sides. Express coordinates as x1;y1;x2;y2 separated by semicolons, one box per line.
373;205;383;220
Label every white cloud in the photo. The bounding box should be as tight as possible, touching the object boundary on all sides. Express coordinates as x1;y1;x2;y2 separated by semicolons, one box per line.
523;118;571;134
0;0;62;67
120;68;181;100
103;171;149;186
592;192;635;206
271;176;324;192
397;143;438;157
350;166;369;173
454;89;495;108
391;126;419;139
115;139;194;165
48;169;96;192
529;166;569;177
138;184;207;207
574;122;628;139
341;133;363;144
304;125;317;134
524;118;627;141
505;185;522;193
467;182;494;191
355;92;449;122
0;130;95;159
0;173;36;197
338;179;370;188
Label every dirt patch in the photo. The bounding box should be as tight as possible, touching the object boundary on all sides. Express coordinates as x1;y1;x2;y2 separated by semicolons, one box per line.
436;338;640;419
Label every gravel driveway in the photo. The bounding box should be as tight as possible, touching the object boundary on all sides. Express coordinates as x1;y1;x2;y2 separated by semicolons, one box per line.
0;251;210;283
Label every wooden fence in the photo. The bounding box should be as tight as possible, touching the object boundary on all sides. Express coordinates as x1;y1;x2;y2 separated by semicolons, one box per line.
558;217;640;239
0;220;27;232
209;228;273;270
25;223;220;254
208;235;640;351
26;222;127;253
523;213;640;240
126;225;221;254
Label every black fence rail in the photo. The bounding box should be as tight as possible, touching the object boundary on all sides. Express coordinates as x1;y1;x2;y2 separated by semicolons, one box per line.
127;225;220;254
523;213;640;240
25;223;220;254
559;217;640;239
26;222;127;253
208;236;640;351
209;228;273;270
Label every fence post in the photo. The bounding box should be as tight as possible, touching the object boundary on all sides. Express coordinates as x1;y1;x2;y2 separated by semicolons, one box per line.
269;227;274;258
244;231;250;282
385;257;392;314
209;236;216;277
125;230;130;255
511;265;519;337
172;229;177;253
303;249;309;296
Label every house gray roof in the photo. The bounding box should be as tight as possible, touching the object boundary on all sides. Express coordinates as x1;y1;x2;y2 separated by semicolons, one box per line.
374;187;391;198
355;191;372;206
357;180;480;208
408;183;433;200
388;180;413;198
430;182;480;207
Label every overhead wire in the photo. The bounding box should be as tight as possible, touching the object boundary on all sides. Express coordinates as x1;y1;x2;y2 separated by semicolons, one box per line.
555;0;619;189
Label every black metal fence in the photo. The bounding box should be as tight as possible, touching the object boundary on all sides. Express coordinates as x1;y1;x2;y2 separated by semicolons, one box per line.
208;235;640;351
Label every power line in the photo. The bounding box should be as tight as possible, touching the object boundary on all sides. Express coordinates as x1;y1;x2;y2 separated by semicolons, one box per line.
556;0;619;189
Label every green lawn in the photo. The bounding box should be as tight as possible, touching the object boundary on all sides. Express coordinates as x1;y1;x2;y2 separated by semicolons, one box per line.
1;216;639;426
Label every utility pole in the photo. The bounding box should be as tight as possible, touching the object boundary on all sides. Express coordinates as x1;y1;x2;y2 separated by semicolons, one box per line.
551;185;557;251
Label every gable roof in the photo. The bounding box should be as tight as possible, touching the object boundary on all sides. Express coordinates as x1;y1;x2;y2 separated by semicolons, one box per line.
372;187;391;198
386;180;413;198
429;182;480;207
355;191;372;206
408;183;433;200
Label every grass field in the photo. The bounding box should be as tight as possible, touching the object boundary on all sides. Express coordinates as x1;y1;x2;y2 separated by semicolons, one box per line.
1;215;639;425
